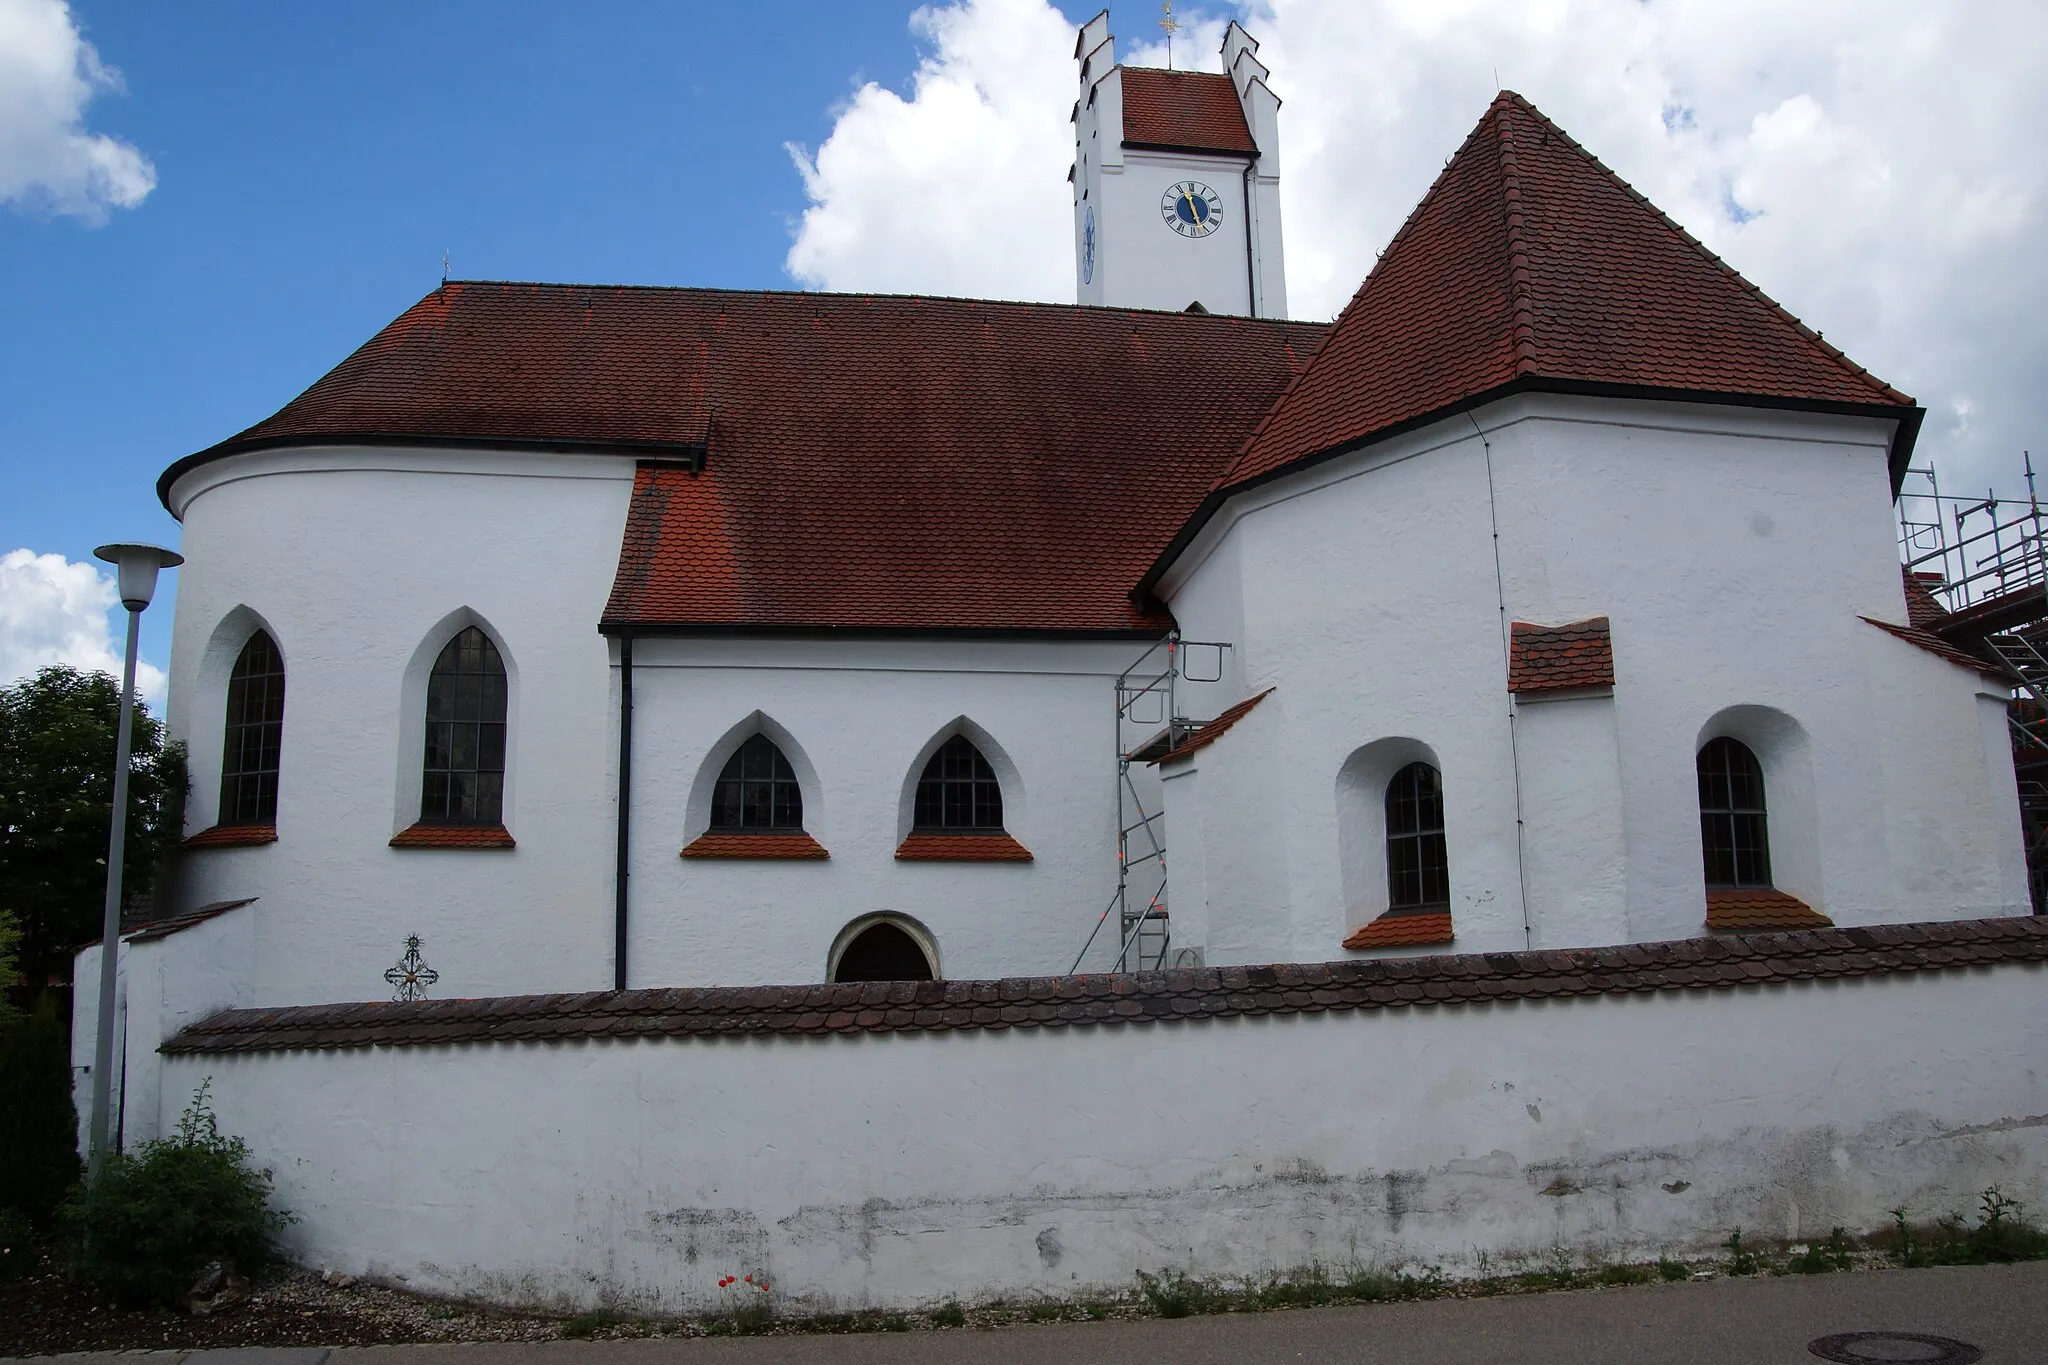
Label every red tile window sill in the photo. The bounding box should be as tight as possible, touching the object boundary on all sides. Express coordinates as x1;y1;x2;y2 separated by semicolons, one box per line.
181;823;278;850
390;823;516;850
681;831;830;859
894;832;1034;862
1343;909;1455;950
1704;888;1832;931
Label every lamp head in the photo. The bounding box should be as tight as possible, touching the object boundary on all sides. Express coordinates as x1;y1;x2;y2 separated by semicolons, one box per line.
93;543;184;611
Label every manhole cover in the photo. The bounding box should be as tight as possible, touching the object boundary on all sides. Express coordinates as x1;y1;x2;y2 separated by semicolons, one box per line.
1808;1332;1983;1364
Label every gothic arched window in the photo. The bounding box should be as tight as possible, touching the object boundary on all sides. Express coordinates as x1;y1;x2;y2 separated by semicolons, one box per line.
914;735;1004;832
710;734;803;831
420;626;507;825
1698;736;1771;888
1385;761;1448;911
219;631;285;825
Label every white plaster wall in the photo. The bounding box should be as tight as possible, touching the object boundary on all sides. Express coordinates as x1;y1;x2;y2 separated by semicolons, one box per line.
626;637;1149;986
1159;394;2029;963
162;446;636;1005
164;962;2048;1313
72;903;255;1154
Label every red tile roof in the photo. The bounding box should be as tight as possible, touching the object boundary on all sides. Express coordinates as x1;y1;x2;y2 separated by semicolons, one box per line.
1141;687;1273;763
681;831;829;859
212;285;1314;635
1508;617;1614;693
1862;615;2010;679
1203;91;1916;507
895;833;1034;862
182;823;277;849
389;823;516;849
1342;910;1455;951
164;916;2048;1054
1704;888;1832;931
1119;68;1256;154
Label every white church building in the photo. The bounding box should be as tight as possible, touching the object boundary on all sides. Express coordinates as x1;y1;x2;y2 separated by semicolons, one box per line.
78;12;2047;1316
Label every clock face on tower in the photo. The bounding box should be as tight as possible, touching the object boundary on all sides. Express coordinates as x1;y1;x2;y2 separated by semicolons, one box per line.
1082;203;1096;283
1161;181;1224;238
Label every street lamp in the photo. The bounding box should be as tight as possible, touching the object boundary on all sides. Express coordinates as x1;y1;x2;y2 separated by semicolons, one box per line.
86;542;182;1179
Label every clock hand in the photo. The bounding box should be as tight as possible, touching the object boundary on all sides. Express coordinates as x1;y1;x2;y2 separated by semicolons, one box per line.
1182;189;1200;227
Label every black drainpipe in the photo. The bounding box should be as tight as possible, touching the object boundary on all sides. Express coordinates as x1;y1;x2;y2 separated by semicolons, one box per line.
1242;155;1259;318
614;631;634;991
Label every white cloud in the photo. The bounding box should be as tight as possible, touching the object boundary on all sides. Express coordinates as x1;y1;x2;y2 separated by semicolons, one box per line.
785;0;2048;497
0;550;166;705
0;0;155;222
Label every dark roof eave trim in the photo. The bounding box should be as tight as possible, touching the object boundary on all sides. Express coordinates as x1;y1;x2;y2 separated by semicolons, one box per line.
157;432;709;514
597;622;1173;643
1134;376;1923;601
1120;140;1258;160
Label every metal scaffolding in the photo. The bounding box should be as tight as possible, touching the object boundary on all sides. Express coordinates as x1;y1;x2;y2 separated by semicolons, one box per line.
1898;455;2048;913
1069;633;1229;973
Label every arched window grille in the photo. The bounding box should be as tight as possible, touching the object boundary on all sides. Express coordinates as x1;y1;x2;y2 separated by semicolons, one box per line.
1698;737;1771;888
710;734;803;831
914;735;1004;831
1385;761;1449;911
420;626;507;825
219;631;285;825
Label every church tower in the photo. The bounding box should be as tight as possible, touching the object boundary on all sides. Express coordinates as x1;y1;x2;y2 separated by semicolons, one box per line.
1071;11;1287;317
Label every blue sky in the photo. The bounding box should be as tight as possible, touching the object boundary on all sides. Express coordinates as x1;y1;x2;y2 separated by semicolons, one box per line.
0;0;1097;679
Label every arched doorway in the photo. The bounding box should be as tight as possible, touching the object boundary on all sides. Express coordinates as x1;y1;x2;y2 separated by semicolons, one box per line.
831;919;936;983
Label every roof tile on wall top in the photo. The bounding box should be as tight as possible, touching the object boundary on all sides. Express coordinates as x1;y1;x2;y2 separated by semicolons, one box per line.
1508;617;1614;693
159;915;2048;1054
165;284;1324;635
1217;91;1914;497
1119;68;1257;153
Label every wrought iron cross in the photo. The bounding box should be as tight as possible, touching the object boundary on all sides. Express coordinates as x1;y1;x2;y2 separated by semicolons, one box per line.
385;935;439;1002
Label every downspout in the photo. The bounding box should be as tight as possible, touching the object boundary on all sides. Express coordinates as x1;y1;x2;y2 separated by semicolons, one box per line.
1469;411;1535;950
614;631;634;990
1242;156;1259;318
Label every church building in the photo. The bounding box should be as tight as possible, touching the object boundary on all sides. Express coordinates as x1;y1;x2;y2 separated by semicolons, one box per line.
71;11;2044;1314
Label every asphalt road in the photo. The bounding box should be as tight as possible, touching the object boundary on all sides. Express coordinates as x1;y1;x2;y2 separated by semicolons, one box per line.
18;1261;2046;1365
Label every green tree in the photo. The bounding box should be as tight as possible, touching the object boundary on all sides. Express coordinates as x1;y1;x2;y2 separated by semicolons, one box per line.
0;666;186;990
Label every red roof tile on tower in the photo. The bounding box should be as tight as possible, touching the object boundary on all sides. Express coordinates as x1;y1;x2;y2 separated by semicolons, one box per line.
1207;92;1915;503
167;286;1323;635
1119;68;1257;154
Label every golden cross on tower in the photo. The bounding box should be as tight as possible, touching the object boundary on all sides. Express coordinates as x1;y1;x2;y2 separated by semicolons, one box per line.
1159;1;1179;69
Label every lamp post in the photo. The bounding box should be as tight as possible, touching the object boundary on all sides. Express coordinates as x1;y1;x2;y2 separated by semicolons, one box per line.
86;542;183;1180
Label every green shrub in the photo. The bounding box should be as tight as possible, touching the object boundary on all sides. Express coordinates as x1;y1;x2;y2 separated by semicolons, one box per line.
1890;1189;2048;1267
1135;1268;1224;1318
1657;1256;1690;1281
0;995;80;1228
65;1081;292;1307
930;1300;966;1327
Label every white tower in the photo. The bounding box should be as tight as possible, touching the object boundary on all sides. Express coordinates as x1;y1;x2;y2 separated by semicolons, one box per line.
1071;11;1287;317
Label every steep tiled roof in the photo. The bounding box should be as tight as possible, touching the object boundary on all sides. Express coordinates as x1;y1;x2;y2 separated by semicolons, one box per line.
169;284;1321;635
1202;91;1916;508
160;915;2048;1054
1508;617;1614;693
1119;68;1256;154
